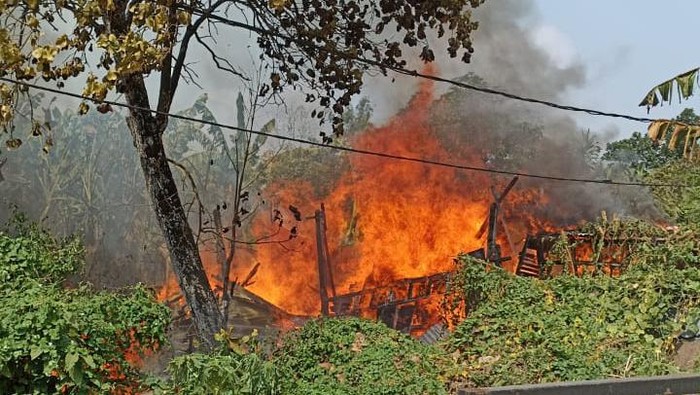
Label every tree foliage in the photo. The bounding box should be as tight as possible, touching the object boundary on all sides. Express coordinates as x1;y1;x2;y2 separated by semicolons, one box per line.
602;131;680;176
0;97;152;245
164;92;273;236
261;97;373;198
342;97;374;136
646;160;700;228
0;0;484;138
0;94;251;286
646;120;700;161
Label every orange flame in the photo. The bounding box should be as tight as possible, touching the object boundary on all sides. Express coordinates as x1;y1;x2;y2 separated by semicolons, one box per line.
225;73;551;317
157;67;560;325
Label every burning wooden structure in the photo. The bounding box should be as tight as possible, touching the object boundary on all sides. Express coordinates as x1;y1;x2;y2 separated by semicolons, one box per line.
329;272;451;335
515;231;667;278
162;171;667;343
315;204;450;335
312;189;667;336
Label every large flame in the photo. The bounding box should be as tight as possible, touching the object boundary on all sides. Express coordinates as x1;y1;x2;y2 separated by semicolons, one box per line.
225;74;551;316
157;69;563;322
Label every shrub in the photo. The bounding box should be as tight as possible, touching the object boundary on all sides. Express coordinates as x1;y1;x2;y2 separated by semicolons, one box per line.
447;253;700;387
0;222;170;394
0;219;83;287
646;160;700;227
274;317;449;395
167;351;279;395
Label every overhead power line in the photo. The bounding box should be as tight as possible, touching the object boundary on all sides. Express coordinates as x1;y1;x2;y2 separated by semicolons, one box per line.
187;7;669;125
0;77;694;189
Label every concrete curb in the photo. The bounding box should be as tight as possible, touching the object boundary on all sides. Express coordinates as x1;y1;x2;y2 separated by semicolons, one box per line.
459;373;700;395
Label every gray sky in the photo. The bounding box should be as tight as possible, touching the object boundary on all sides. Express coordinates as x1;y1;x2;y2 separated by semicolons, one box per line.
179;1;700;141
531;0;700;136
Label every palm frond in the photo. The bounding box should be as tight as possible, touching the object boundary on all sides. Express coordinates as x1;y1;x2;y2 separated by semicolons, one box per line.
640;67;700;109
646;120;700;161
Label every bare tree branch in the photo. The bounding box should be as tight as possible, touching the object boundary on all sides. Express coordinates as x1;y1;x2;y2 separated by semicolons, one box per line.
194;31;247;80
165;0;230;118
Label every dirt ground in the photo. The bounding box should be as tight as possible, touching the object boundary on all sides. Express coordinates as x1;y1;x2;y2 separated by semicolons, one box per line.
674;340;700;370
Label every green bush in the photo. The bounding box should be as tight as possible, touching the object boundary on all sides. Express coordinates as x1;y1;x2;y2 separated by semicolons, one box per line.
0;223;170;394
167;351;279;395
165;317;448;395
274;317;449;395
0;219;83;287
646;160;700;228
447;253;700;388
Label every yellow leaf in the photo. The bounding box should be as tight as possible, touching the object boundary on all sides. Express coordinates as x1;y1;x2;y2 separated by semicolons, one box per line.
684;128;693;157
55;34;69;50
27;0;39;11
31;47;44;59
669;126;687;150
25;15;39;29
105;70;118;82
647;121;670;141
268;0;287;10
177;11;191;25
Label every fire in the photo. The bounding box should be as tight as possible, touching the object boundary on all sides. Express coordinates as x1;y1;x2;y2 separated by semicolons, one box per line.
226;72;551;317
156;67;567;329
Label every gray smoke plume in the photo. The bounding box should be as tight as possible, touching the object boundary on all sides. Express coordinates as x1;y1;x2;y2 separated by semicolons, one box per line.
361;0;663;225
0;0;664;294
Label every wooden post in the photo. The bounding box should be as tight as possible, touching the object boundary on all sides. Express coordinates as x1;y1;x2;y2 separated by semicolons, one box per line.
315;206;330;316
321;204;336;298
486;202;501;265
213;206;233;325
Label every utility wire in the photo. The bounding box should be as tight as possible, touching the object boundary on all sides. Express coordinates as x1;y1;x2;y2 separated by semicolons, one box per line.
0;77;694;188
188;7;671;125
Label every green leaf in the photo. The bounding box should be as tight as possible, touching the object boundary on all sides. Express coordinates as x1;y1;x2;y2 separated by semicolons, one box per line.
68;363;84;386
640;67;700;108
657;79;672;103
30;346;43;360
253;120;273;153
82;354;96;369
236;92;246;129
65;352;79;371
639;90;659;107
676;69;698;100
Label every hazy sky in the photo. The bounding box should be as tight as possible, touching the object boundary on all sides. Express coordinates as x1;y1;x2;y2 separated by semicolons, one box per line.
532;0;700;136
179;1;700;142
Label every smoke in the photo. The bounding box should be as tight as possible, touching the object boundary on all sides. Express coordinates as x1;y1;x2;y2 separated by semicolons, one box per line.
360;0;663;224
466;0;585;99
364;0;578;121
0;0;665;297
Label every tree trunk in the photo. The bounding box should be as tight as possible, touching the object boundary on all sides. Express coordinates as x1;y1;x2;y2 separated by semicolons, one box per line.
123;75;223;346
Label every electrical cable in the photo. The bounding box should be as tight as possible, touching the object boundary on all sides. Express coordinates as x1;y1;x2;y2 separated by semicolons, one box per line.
188;7;682;125
1;76;694;189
